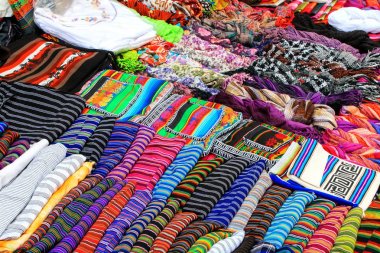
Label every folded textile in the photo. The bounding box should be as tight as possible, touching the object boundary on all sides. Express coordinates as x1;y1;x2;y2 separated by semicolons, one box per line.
228;171;272;231
188;230;234;253
331;207;363;253
55;114;103;155
0;139;29;170
107;126;155;181
80;70;173;120
91;122;140;178
149;212;198;253
329;7;380;33
169;156;224;207
111;198;164;253
141;94;242;154
0;162;92;252
28;178;117;253
0;130;19;159
7;0;34;33
52;181;134;253
279;198;336;253
19;174;102;251
152;144;203;201
262;191;316;250
34;0;156;52
355;219;380;252
0;143;66;236
0;154;85;240
208;230;245;253
183;158;251;220
0;82;86;143
0;36;113;93
73;182;135;253
205;160;266;228
80;116;116;162
168;221;223;253
212;119;304;167
131;199;181;253
0;139;48;190
287;139;380;210
304;205;351;253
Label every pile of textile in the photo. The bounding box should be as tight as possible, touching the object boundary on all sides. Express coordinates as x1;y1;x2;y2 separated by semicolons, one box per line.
0;0;379;252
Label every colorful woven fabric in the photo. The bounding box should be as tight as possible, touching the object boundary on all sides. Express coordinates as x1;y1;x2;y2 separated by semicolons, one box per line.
0;139;30;170
74;182;135;253
212;120;303;166
279;198;336;253
107;126;155;180
92;191;152;253
112;199;165;253
228;171;272;231
28;178;117;253
262;191;316;249
152;144;203;201
19;175;101;251
169;156;224;207
0;122;7;134
0;37;112;92
0;155;85;240
287;138;380;210
141;94;242;154
91;122;140;178
0;82;86;143
0;144;66;236
304;205;351;253
168;221;223;253
55;114;103;155
365;200;380;220
208;230;245;253
80;70;172;120
131;199;181;253
80;116;116;163
232;185;293;253
149;212;198;253
188;230;234;253
126;135;185;191
0;130;19;159
8;0;34;33
183;158;251;220
205;160;266;228
0;163;92;253
331;207;363;253
51;181;132;253
355;219;380;253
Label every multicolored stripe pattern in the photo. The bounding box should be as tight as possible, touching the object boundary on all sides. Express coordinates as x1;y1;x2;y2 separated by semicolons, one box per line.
188;230;234;253
0;139;30;170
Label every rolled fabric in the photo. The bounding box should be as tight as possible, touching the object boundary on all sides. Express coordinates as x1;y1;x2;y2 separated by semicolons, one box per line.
108;198;164;253
168;221;223;253
0;139;30;170
183;158;251;220
208;231;245;253
74;182;136;253
51;180;131;253
28;178;117;253
304;205;351;253
0;143;66;236
0;162;93;252
169;156;224;207
149;212;198;253
19;174;102;251
131;199;181;253
228;171;272;231
188;230;234;253
331;207;363;253
0;154;85;240
152;144;203;201
278;198;336;253
355;219;380;252
261;191;316;250
205;160;266;228
0;139;49;190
